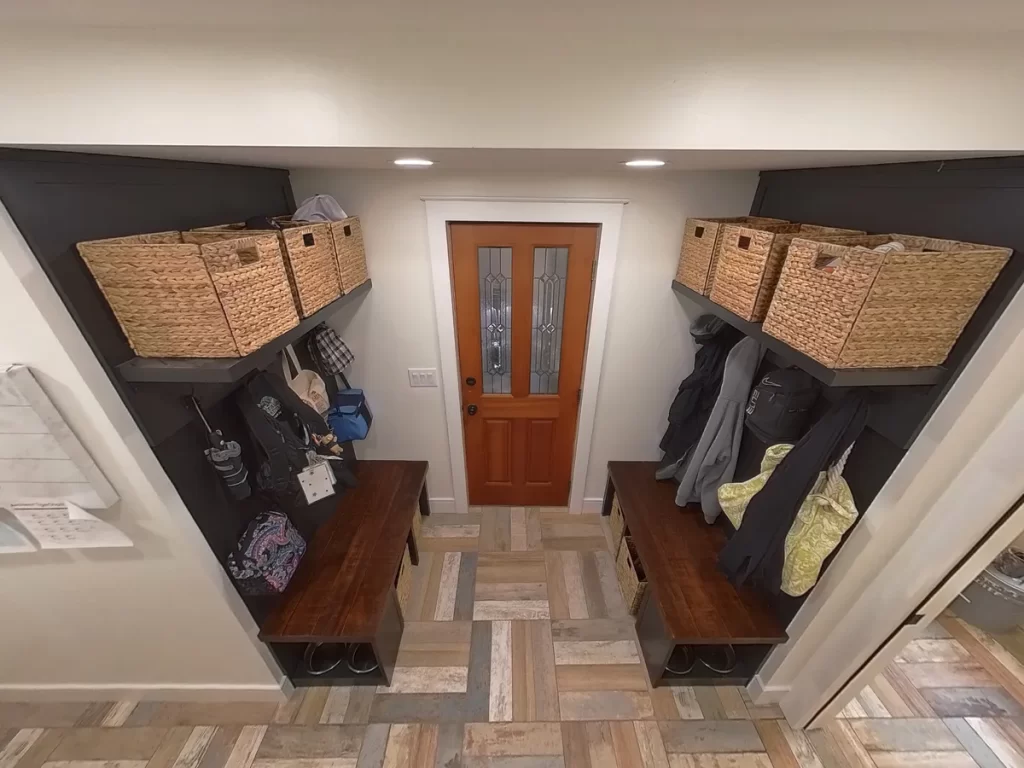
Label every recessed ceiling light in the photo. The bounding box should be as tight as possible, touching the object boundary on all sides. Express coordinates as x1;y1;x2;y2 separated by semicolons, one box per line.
394;158;434;167
624;159;666;168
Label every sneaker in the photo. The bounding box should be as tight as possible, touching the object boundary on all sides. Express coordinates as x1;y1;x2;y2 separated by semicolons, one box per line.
696;645;737;674
666;645;695;675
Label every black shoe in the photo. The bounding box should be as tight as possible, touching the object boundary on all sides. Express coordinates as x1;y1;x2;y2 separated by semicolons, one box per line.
304;642;346;676
696;645;737;674
347;643;380;675
666;645;695;675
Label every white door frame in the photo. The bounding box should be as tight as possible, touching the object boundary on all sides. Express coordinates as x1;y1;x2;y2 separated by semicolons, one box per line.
424;198;625;514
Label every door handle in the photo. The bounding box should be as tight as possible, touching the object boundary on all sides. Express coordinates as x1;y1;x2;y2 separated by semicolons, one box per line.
466;377;476;386
467;404;478;416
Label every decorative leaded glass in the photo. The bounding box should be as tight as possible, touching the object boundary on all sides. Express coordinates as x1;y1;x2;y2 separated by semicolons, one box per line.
478;247;513;394
531;247;568;394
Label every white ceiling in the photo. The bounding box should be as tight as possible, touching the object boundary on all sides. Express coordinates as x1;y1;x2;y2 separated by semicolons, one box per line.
10;146;1004;173
2;0;1022;32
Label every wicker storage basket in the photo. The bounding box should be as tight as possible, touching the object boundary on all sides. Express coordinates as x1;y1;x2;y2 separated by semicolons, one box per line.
609;493;626;554
615;536;648;615
762;234;1011;369
710;224;865;321
677;216;788;295
395;544;414;618
411;505;423;552
185;223;342;317
77;232;299;358
272;215;369;294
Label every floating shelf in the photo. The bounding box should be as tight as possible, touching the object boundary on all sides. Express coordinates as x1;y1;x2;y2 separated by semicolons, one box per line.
117;280;371;384
672;280;946;388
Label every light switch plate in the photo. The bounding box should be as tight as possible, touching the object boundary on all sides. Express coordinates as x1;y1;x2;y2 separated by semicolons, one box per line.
408;368;438;388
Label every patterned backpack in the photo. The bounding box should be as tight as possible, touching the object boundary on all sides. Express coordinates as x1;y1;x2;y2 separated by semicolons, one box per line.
227;511;306;594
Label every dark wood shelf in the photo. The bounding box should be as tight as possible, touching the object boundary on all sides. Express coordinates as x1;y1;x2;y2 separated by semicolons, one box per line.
672;280;946;388
117;280;371;384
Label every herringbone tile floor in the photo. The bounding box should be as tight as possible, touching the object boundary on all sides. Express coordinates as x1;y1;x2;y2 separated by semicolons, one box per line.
3;509;1024;768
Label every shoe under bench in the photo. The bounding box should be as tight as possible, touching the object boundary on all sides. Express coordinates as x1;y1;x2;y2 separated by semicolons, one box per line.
603;461;788;686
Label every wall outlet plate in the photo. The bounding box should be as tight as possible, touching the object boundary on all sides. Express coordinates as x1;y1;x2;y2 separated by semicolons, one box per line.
408;368;438;388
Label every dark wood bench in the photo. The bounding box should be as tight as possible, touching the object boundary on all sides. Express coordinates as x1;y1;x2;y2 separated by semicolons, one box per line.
260;460;429;686
604;461;787;686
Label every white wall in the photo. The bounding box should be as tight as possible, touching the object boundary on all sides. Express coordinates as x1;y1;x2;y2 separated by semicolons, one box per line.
0;204;280;697
0;24;1022;152
289;170;758;504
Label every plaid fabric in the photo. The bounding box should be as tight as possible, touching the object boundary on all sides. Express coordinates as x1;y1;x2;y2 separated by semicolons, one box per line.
309;323;355;375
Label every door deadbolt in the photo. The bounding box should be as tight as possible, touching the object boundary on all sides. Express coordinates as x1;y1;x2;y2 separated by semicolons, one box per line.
466;377;477;386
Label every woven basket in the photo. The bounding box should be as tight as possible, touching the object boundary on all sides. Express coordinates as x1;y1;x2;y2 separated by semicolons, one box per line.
273;216;369;294
615;536;648;615
411;505;423;552
677;216;788;295
763;234;1011;368
185;223;342;317
609;493;626;554
78;232;299;358
395;544;414;618
710;224;865;321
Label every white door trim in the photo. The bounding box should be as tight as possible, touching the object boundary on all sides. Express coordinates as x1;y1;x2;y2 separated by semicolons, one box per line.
424;198;625;514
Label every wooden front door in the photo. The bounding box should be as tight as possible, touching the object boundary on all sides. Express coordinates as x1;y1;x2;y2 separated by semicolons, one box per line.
450;223;598;506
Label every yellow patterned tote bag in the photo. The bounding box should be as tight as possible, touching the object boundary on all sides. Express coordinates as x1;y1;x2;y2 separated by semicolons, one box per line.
717;443;858;595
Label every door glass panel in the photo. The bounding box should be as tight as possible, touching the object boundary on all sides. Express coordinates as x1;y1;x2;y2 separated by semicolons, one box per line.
479;246;513;394
531;247;568;394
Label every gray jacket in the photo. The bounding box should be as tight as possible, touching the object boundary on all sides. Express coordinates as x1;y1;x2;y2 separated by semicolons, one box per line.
674;336;762;522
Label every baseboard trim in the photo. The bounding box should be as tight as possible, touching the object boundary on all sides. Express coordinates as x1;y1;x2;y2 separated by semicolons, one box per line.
0;683;286;703
746;674;789;705
428;497;457;514
581;497;604;514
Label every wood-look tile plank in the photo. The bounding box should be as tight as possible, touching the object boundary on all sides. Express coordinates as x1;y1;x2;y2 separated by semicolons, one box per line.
381;725;436;768
870;675;916;719
593;551;627;619
354;725;389;768
434;552;462;621
921;687;1024;717
431;724;462;768
171;727;218;768
294;690;330;726
666;754;772;768
405;552;436;623
0;729;44;768
256;727;364;760
895;640;971;664
526;510;544;552
453;552;478;621
42;760;148;768
671;689;705;721
855;686;892;718
196;727;244;768
477;553;548;584
545;553;571;621
838;698;868;719
367;694;472;725
552;640;640;665
48;729;169;761
736;691;783;721
868;752;978;768
965;718;1024;768
900;664;995;689
819;721;874;768
253;760;355;768
943;719;1006;768
775;721;822;768
848;719;960;751
635;722;671;768
561;553;589;620
223;727;266;768
996;719;1024;759
918;623;954;639
422;526;482;539
463;724;563;757
480;509;512;553
426;513;483;526
270;691;302;727
376;667;468;694
554;665;648;692
658;722;763;754
580;553;609;620
715;689;749;720
492;620;514;723
512;508;528;552
557;692;654;721
100;704;138;729
397;622;473;668
420;552;447;621
561;724;591;768
609;722;645;768
462;754;565;767
464;620;493;723
651;689;683;721
128;704;279;727
0;705;89;728
883;665;938;717
549;619;636;642
511;620;559;723
692;690;725;721
143;728;193;768
74;705;116;729
320;689;353;725
343;689;376;726
584;722;615;768
752;722;800;768
474;601;550;620
941;617;1024;709
475;583;550;601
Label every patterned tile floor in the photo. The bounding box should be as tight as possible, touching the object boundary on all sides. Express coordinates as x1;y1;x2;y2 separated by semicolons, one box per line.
4;508;1024;768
